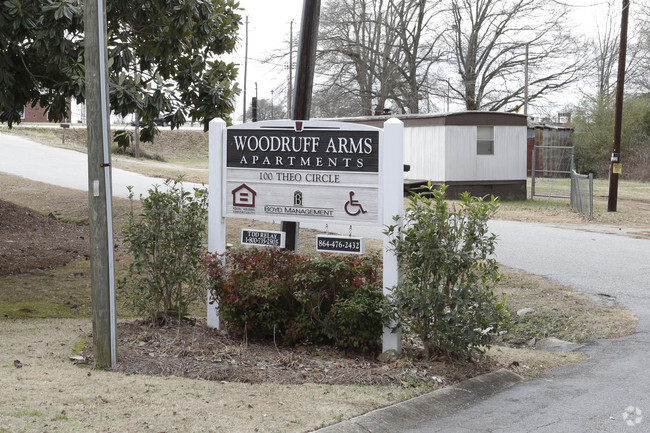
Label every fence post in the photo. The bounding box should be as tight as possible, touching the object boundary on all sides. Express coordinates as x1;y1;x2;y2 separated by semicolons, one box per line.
531;146;536;199
589;173;594;220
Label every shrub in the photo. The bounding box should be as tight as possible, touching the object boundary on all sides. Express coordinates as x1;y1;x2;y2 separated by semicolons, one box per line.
384;183;512;360
119;177;208;323
203;249;384;351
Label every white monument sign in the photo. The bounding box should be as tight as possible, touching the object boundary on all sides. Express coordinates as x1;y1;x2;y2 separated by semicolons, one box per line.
208;118;404;353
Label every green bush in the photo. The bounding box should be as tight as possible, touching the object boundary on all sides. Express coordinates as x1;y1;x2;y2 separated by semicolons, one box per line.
203;249;385;351
384;184;512;360
119;177;208;323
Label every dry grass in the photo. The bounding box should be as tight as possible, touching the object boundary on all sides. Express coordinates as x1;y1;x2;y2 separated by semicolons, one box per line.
495;177;650;228
0;319;422;433
496;267;637;345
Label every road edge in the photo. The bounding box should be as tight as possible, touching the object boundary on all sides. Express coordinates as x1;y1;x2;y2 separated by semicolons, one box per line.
314;368;524;433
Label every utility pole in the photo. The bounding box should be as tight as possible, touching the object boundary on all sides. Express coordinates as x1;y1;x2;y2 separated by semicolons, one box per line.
85;0;117;369
242;16;249;123
287;19;293;117
282;0;320;251
293;1;319;120
608;0;630;212
524;43;529;116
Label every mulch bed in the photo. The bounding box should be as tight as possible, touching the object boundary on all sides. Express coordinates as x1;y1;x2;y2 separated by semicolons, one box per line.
81;318;498;387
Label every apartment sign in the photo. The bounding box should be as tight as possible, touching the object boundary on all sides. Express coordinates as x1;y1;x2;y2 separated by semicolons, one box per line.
223;120;382;225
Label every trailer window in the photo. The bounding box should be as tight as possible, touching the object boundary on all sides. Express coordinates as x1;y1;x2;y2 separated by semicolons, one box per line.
477;126;494;155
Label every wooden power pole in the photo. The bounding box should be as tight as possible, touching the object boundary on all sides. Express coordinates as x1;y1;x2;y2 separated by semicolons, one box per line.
608;0;630;212
85;0;117;369
287;20;293;117
282;0;321;251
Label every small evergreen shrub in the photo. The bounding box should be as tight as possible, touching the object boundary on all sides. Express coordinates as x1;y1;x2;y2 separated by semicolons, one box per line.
203;249;384;351
385;183;512;360
119;177;208;323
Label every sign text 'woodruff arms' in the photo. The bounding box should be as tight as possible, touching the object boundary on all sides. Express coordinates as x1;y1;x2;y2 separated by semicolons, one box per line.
226;129;379;172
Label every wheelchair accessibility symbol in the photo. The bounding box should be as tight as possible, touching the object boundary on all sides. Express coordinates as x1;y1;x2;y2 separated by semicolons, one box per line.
344;191;367;216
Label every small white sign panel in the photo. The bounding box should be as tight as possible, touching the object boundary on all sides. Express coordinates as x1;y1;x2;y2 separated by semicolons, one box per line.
223;120;383;226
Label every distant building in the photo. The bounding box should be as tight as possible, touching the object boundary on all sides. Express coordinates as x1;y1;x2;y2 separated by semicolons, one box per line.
331;111;528;200
527;122;574;176
21;98;85;123
21;101;65;123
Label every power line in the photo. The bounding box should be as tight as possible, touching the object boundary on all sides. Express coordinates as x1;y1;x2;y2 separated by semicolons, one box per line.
547;0;612;7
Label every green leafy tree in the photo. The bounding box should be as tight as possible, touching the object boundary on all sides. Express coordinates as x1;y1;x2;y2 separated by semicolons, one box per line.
0;0;241;141
572;94;650;177
385;184;511;360
119;178;208;324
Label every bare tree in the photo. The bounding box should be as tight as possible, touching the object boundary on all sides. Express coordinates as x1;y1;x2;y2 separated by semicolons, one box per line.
311;86;364;118
441;0;589;111
317;0;394;115
593;3;620;97
633;2;650;93
589;0;645;98
316;0;442;115
387;0;444;113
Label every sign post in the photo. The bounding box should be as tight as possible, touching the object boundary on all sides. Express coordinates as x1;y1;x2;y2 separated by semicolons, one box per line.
382;118;404;353
207;118;227;329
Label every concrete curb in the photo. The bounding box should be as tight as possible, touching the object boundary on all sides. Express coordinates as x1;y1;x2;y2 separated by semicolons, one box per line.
313;369;524;433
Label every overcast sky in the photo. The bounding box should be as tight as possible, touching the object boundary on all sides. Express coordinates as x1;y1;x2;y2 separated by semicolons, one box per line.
227;0;622;121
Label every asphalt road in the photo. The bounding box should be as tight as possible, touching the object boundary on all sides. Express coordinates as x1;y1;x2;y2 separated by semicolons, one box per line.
0;131;200;199
400;221;650;433
2;131;650;432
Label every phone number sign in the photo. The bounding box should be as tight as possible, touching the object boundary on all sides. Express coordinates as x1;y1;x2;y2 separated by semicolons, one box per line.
223;120;383;226
316;235;365;254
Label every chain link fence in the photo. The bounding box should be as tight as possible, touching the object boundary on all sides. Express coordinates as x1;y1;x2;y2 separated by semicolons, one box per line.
531;145;574;199
531;145;594;219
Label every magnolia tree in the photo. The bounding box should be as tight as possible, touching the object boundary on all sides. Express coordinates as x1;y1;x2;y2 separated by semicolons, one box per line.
0;0;241;143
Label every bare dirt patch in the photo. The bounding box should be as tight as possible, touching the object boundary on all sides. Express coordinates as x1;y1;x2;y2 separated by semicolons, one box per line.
0;199;89;277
